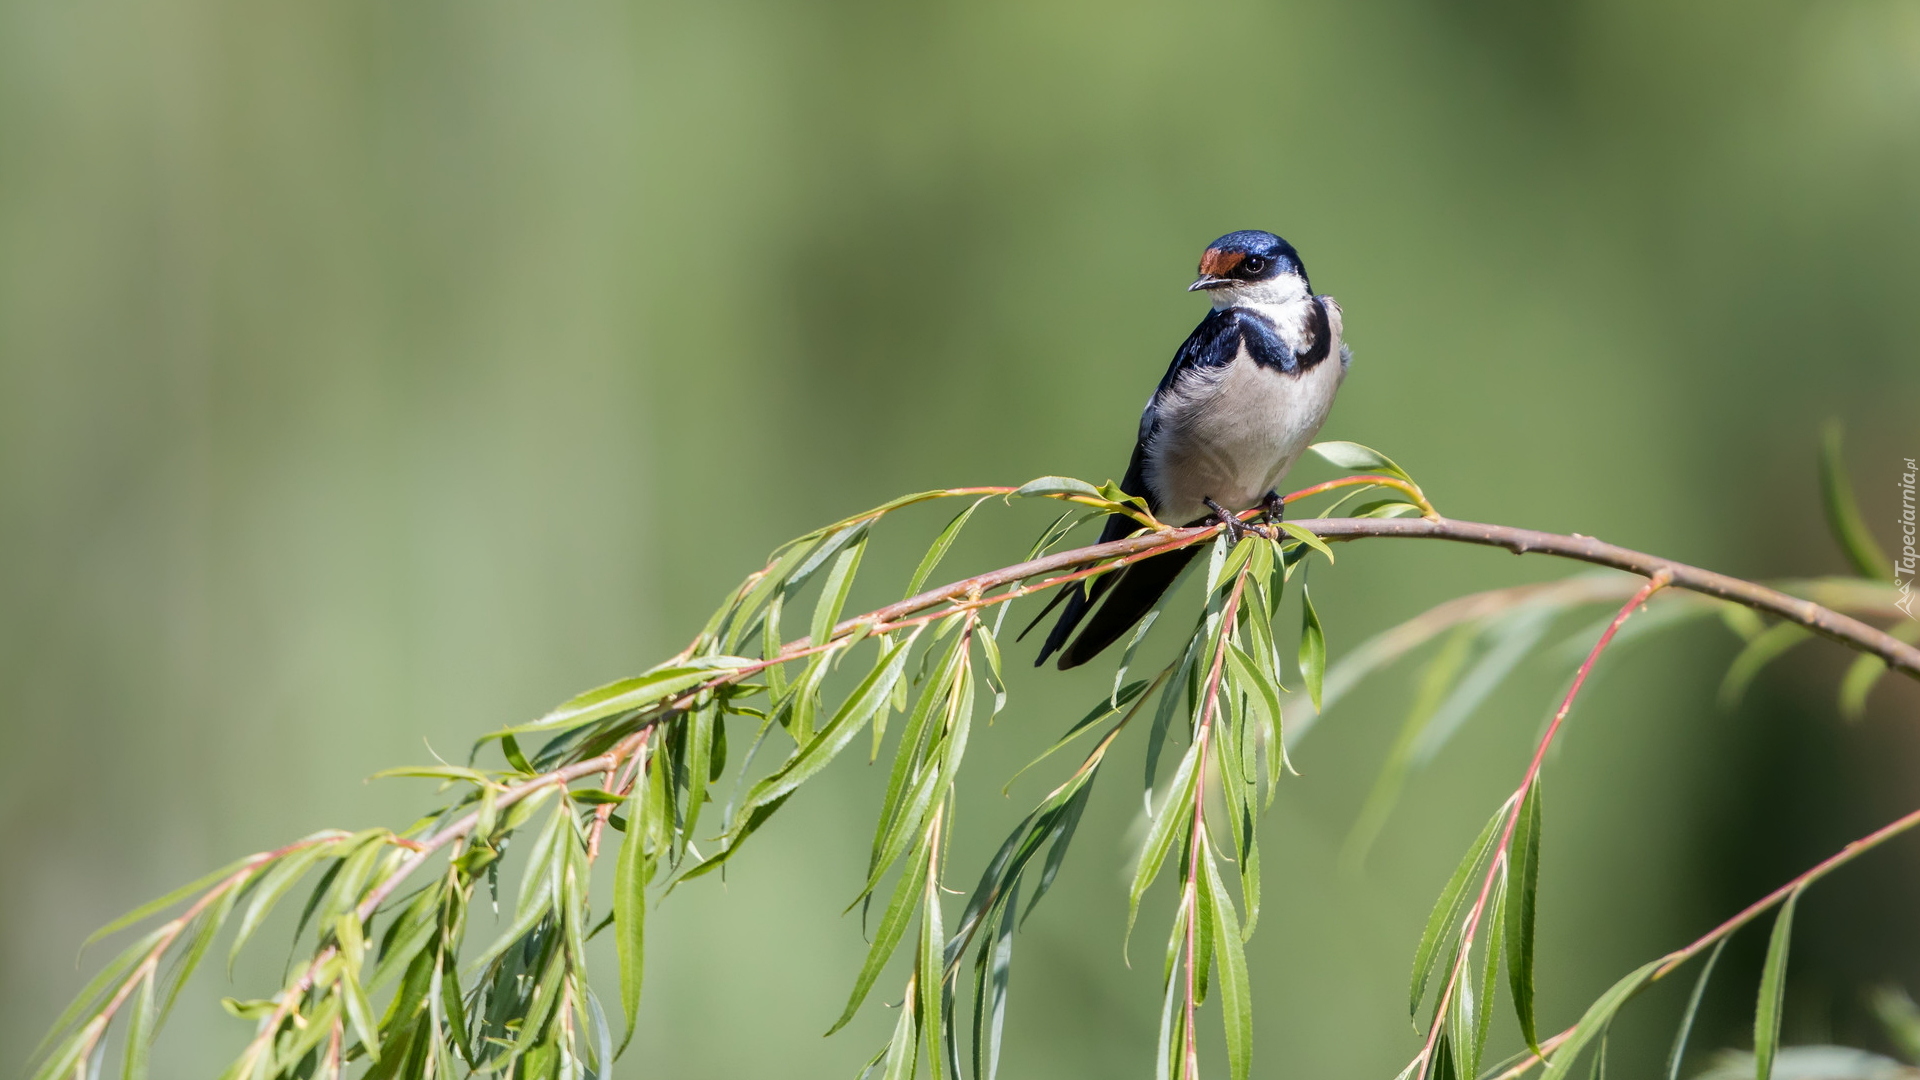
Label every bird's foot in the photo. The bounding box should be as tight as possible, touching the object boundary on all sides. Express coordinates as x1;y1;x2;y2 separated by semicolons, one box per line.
1258;491;1286;539
1205;497;1256;543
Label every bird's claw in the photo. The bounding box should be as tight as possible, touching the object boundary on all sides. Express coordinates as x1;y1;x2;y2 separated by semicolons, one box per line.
1205;497;1263;543
1258;491;1286;540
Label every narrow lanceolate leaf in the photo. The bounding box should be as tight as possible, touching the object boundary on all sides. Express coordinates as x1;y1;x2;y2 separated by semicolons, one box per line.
906;497;992;599
121;971;156;1080
80;855;258;952
738;630;921;823
1840;653;1890;721
230;844;335;970
503;656;752;737
1448;937;1479;1080
830;834;933;1035
1506;782;1544;1053
1755;886;1804;1080
880;974;922;1080
1410;804;1507;1018
1430;1031;1459;1080
1202;844;1254;1080
1718;622;1812;709
1474;870;1508;1071
34;924;168;1062
682;702;718;842
1279;521;1335;564
918;850;947;1080
1299;583;1327;712
1819;421;1891;581
1127;737;1203;948
1665;937;1727;1080
1838;620;1917;720
1225;641;1286;794
614;779;650;1054
811;532;869;647
973;881;1017;1080
1540;961;1661;1080
1011;475;1102;500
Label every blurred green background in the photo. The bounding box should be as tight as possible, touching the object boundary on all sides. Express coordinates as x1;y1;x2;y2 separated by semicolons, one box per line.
4;0;1918;1075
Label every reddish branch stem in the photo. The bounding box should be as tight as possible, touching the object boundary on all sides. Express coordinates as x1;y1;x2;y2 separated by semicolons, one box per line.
1180;568;1250;1080
1491;800;1920;1080
1408;573;1671;1077
59;486;1919;1073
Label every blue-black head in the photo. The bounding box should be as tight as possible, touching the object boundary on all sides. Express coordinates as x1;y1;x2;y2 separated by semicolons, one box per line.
1189;230;1308;293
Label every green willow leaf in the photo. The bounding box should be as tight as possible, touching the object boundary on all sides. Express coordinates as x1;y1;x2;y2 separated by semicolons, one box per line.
1840;652;1890;721
1838;620;1918;720
79;855;257;952
972;880;1017;1080
1507;781;1544;1054
501;657;752;738
919;858;947;1080
736;629;921;823
1278;521;1335;564
1010;476;1102;499
33;925;169;1064
828;835;931;1035
811;532;869;647
1127;736;1202;949
1202;844;1254;1080
879;975;921;1080
1005;680;1147;792
122;971;156;1080
1540;961;1661;1080
159;886;238;1020
1448;936;1478;1080
906;496;993;599
1309;440;1414;482
1023;775;1095;920
1665;937;1728;1080
1755;886;1805;1080
1410;804;1506;1018
868;635;967;887
1819;421;1891;581
1298;582;1327;712
1352;498;1423;518
501;733;535;773
225;840;342;974
1718;622;1813;709
682;702;718;842
614;779;650;1055
1430;1031;1458;1080
1477;872;1506;1066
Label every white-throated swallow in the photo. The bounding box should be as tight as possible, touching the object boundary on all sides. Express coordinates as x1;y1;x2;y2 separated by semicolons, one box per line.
1031;230;1351;669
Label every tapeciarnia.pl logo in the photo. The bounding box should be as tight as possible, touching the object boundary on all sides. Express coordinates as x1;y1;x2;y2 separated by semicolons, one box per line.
1899;457;1917;619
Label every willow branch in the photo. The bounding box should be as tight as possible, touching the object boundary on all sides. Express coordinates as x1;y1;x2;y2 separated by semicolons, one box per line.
174;509;1920;1005
846;513;1919;679
1408;574;1669;1077
1490;799;1920;1080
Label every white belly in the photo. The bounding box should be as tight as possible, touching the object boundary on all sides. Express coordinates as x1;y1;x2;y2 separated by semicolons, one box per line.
1145;349;1345;525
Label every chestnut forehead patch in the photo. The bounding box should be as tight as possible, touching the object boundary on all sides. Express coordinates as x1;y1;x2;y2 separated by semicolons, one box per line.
1198;248;1245;276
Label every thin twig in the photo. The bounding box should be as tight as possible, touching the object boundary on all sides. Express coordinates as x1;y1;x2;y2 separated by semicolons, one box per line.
1181;567;1250;1080
1490;799;1920;1080
1406;573;1670;1077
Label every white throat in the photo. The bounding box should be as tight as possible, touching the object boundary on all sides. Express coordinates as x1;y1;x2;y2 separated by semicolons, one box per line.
1209;275;1311;310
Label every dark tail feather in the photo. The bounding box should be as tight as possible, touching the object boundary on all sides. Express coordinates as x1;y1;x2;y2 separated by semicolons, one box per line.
1026;509;1137;667
1053;544;1199;670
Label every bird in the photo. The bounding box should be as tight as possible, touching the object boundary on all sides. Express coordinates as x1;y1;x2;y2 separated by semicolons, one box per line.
1029;229;1351;669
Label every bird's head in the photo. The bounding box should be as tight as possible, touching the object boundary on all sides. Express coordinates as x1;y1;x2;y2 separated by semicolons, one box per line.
1189;230;1310;306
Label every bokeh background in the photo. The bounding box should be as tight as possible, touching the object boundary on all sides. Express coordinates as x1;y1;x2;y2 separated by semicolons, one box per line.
3;0;1918;1075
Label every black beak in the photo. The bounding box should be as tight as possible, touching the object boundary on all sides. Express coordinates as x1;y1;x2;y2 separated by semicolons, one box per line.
1188;275;1234;292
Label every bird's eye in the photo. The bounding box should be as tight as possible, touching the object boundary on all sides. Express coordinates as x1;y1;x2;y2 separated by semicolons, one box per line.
1242;256;1267;275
